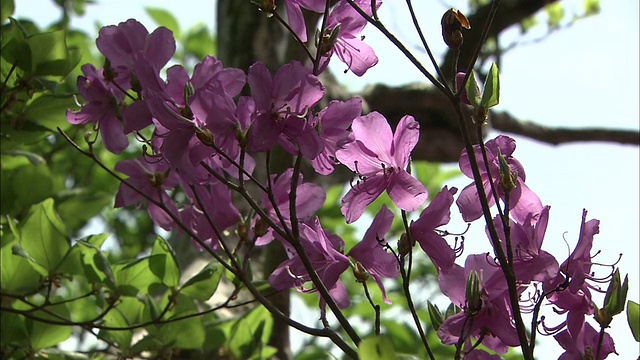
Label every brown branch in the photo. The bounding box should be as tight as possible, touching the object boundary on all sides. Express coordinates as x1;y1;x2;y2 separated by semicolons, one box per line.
490;111;640;146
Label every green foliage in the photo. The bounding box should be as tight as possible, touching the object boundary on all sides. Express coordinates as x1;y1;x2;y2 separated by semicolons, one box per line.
358;335;396;359
628;300;640;342
180;262;223;300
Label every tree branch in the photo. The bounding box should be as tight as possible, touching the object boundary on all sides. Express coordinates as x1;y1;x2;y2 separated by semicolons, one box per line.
489;111;640;146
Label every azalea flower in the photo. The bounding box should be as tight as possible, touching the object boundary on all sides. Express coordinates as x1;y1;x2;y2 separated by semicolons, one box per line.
309;98;362;175
255;169;326;246
349;205;400;304
284;0;325;43
410;186;458;272
555;321;617;360
268;218;350;312
316;0;381;76
336;112;428;223
96;18;175;90
456;135;543;224
114;158;180;230
66;64;128;154
436;254;520;354
248;61;325;158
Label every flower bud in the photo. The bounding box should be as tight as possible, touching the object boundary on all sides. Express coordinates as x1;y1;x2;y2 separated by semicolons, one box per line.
498;151;517;194
317;24;341;57
598;268;629;327
195;127;215;147
465;270;482;315
254;217;269;237
398;232;412;257
255;0;276;16
427;301;444;331
441;9;470;50
353;262;369;283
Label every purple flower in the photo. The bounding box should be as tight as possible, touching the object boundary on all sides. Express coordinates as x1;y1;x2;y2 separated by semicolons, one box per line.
114;158;180;230
284;0;325;43
309;98;362;175
349;205;400;304
336;112;428;223
248;61;325;158
255;169;326;246
66;64;128;154
555;321;617;360
493;206;559;283
181;182;240;251
436;254;520;354
410;186;458;272
543;209;600;338
317;0;381;76
268;218;350;309
96;19;175;89
456;135;543;224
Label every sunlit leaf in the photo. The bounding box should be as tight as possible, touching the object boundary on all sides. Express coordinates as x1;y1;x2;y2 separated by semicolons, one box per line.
19;198;69;273
358;335;396;360
145;7;181;39
180;262;222;301
150;236;180;288
628;300;640;342
480;63;500;108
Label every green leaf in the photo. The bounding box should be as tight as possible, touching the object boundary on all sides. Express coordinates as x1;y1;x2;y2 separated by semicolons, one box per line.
1;218;43;294
584;0;600;16
480;63;500;108
113;256;163;296
17;296;73;350
184;25;215;59
12;163;54;209
227;306;273;359
464;71;481;107
358;335;396;360
26;30;74;77
1;311;28;348
1;0;14;24
99;307;133;350
150;236;180;288
145;7;181;39
25;94;77;131
19;198;69;273
57;234;112;281
157;294;206;349
427;301;444;331
627;300;640;342
180;262;222;301
546;2;565;29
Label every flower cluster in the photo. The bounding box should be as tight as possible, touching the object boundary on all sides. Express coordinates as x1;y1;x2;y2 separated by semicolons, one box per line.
65;2;626;358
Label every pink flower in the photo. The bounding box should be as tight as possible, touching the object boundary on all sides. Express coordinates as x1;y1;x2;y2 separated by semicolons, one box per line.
317;0;381;76
96;19;175;89
255;169;326;246
410;186;458;272
66;64;128;154
349;205;400;304
284;0;325;43
268;218;350;311
456;135;543;224
555;321;617;360
309;98;362;175
248;61;325;158
114;158;180;230
336;112;428;223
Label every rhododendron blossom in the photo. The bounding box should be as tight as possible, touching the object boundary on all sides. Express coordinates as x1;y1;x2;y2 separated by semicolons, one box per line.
336;112;428;223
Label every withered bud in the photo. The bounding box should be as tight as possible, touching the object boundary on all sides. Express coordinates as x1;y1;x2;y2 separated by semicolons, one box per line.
398;232;412;257
353;262;369;283
195;127;215;147
441;8;471;50
254;0;276;16
103;58;117;82
254;217;269;237
237;222;249;242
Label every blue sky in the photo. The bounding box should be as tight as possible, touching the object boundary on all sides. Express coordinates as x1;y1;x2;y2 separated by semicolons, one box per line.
14;0;639;357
